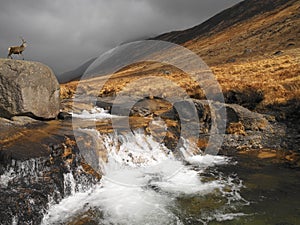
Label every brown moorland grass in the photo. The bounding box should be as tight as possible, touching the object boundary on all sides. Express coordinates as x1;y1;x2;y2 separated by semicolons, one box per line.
60;48;300;112
212;51;300;108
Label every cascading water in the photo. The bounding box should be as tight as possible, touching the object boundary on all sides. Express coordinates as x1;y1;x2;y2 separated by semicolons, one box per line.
0;136;99;225
41;108;248;225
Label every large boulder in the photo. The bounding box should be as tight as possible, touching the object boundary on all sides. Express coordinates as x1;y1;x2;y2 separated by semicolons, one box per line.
0;59;60;119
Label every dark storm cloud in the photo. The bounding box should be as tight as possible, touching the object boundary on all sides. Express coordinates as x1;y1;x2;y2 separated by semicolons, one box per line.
0;0;241;74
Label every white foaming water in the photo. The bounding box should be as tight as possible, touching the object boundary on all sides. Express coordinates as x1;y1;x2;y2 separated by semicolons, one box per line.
43;133;244;225
11;216;18;225
0;168;15;188
63;172;77;196
71;107;120;120
42;126;245;224
0;159;46;188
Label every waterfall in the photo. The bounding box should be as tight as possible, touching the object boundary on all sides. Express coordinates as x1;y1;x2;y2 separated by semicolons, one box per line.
41;110;247;225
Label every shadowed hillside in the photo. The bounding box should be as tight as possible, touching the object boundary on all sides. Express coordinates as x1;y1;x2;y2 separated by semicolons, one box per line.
155;0;297;43
154;0;300;65
58;57;97;83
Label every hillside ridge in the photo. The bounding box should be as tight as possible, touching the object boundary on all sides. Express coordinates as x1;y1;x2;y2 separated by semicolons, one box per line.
153;0;297;44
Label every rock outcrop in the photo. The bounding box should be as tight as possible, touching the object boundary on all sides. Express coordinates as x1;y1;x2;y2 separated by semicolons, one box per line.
95;96;284;151
0;59;60;119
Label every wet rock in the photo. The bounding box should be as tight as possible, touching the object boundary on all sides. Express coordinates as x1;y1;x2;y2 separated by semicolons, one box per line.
74;129;108;173
224;88;264;110
0;117;14;126
159;99;281;151
96;96;137;116
86;95;290;152
173;100;198;122
131;106;152;117
11;116;40;126
226;121;246;135
257;150;277;159
224;104;269;131
58;111;72;120
96;96;114;110
274;50;283;56
0;116;42;128
226;58;236;63
0;136;100;225
97;96;173;118
119;98;277;152
0;59;60;119
160;107;177;120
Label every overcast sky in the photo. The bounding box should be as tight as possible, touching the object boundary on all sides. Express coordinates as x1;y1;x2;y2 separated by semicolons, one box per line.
0;0;241;74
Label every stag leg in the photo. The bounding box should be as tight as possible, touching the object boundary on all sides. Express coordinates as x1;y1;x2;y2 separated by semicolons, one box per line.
20;53;24;60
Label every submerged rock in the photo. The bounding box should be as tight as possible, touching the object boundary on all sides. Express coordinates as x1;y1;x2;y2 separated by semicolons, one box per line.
0;59;60;119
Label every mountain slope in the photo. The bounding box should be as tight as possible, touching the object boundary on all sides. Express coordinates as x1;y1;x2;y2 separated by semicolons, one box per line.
154;0;297;44
58;57;96;84
155;0;300;65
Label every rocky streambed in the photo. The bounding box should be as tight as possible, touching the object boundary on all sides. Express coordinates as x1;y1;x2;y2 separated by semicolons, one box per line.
0;96;299;224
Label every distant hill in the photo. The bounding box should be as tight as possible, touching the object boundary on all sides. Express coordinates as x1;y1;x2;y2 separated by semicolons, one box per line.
57;57;96;84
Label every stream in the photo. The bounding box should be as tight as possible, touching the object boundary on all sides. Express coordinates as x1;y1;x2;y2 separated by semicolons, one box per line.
0;108;299;225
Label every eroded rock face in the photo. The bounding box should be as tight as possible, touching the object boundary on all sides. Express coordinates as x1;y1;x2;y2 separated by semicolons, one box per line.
0;59;60;119
0;137;100;225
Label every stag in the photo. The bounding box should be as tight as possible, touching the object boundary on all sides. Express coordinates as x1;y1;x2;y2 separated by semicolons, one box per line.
7;37;27;60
